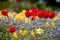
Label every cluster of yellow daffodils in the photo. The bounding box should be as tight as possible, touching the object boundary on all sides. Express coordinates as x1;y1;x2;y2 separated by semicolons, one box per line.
8;12;16;18
13;28;44;39
13;10;31;23
44;20;56;28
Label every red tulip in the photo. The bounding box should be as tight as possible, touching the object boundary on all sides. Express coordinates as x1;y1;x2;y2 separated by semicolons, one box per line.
32;16;35;21
42;11;49;18
37;11;43;18
9;27;16;33
2;9;8;16
48;12;55;19
29;8;38;12
29;8;39;16
25;11;32;18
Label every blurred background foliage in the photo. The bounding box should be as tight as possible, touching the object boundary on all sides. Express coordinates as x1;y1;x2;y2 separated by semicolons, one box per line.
0;0;59;12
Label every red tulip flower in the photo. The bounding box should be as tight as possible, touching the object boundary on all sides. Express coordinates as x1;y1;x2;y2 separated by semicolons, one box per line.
32;16;35;21
9;27;16;33
25;11;32;17
2;9;8;17
48;12;55;19
29;8;39;16
37;11;43;18
42;11;49;18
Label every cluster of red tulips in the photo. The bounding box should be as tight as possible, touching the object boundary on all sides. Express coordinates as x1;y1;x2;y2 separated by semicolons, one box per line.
25;8;55;20
1;9;55;20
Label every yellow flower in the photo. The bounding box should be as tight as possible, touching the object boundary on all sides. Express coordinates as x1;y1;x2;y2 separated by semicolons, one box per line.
44;22;49;27
19;30;22;34
19;30;28;36
8;12;12;18
35;16;39;19
31;30;35;37
19;12;24;16
36;28;43;35
8;12;16;18
0;11;3;19
0;11;2;16
14;13;26;21
13;32;18;39
24;18;31;23
19;10;26;16
53;16;59;21
14;16;20;22
14;11;26;21
50;21;56;28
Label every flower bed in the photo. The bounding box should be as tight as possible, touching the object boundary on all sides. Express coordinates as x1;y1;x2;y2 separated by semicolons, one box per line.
0;8;60;40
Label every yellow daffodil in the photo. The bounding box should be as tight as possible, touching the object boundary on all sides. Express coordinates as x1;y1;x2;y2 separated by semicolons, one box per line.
0;11;4;20
19;30;22;34
19;11;25;16
36;28;43;35
0;11;2;16
19;30;28;36
19;16;24;20
31;30;35;37
14;13;26;21
13;32;18;39
50;21;56;28
53;16;59;21
21;30;28;36
14;16;20;22
19;12;24;16
44;22;49;27
14;11;26;21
